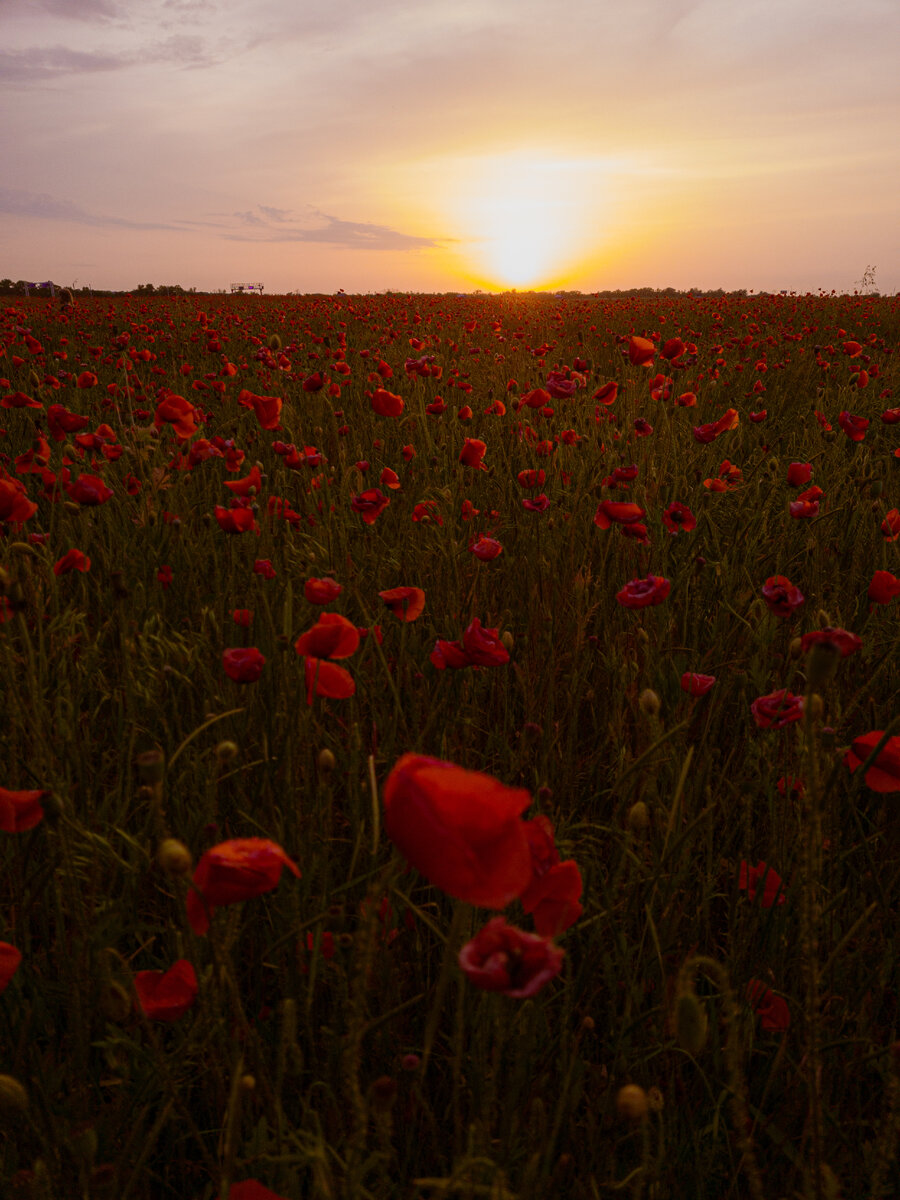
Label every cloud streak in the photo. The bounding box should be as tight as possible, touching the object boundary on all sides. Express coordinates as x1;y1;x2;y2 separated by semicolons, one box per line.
223;206;447;251
0;188;185;231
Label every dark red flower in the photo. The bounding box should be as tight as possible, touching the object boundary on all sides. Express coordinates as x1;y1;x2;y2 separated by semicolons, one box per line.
383;755;532;909
47;403;90;441
517;469;546;489
592;381;618;405
693;408;739;444
458;917;564;997
350;488;390;524
470;535;503;561
459;438;487;469
844;731;900;792
522;494;551;512
53;548;90;576
370;388;404;417
429;639;471;669
304;577;343;605
0;478;38;525
0;787;46;833
215;505;256;534
750;689;804;730
761;575;805;616
800;627;861;658
628;337;656;367
134;959;198;1022
738;860;786;906
379;586;425;622
462;618;509;666
838;410;869;441
217;1180;289;1200
868;571;900;605
593;501;645;530
789;498;819;519
253;559;276;580
187;838;300;934
881;510;900;542
747;980;790;1032
157;564;173;591
787;462;812;487
232;609;253;626
662;501;696;534
616;575;670;609
237;390;283;430
303;657;355;704
520;816;583;937
681;672;716;697
0;943;22;993
223;647;265;683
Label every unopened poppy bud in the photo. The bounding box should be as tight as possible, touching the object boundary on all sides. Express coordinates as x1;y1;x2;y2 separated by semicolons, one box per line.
675;990;708;1054
616;1084;649;1121
627;800;650;833
99;982;131;1023
639;689;661;717
135;749;165;784
318;748;336;772
268;334;282;351
215;740;239;763
158;838;192;876
500;630;514;652
789;637;804;659
0;1075;29;1116
806;692;824;719
241;1074;256;1092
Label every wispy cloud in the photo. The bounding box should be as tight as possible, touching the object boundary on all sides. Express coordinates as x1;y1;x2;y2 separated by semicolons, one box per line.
0;187;185;231
223;206;447;251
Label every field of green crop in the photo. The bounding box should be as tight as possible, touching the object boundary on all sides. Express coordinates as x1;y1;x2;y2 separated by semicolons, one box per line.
2;289;900;1199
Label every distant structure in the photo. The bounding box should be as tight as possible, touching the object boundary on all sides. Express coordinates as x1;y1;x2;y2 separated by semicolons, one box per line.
24;280;56;297
230;282;265;294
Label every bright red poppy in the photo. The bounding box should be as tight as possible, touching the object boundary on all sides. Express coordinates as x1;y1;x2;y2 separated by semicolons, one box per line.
462;618;509;666
616;575;670;609
738;860;786;906
844;731;900;792
520;816;583;937
0;943;22;993
303;657;356;704
458;917;564;998
459;438;487;469
693;408;739;443
379;586;425;622
382;754;532;909
593;501;645;530
0;787;46;833
0;478;38;525
429;639;471;670
787;462;812;487
223;647;265;683
868;571;900;605
53;548;90;576
761;575;805;616
628;336;656;367
215;505;256;534
187;838;300;934
838;410;869;442
881;510;900;541
223;465;263;497
254;559;276;580
47;404;90;441
304;578;343;605
237;390;283;430
370;388;404;418
662;502;696;534
750;689;804;730
350;488;390;524
65;473;114;506
294;613;359;659
592;381;618;405
154;392;199;442
470;535;503;561
134;959;198;1022
800;628;861;658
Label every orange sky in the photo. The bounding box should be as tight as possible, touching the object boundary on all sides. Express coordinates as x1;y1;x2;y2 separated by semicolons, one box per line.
2;0;899;294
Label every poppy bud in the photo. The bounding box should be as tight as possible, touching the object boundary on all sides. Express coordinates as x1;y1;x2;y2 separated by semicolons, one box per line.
639;689;661;717
158;838;193;876
627;800;650;834
268;334;282;351
501;630;514;652
100;981;131;1023
241;1074;256;1092
675;990;708;1054
215;740;239;764
789;637;804;659
807;693;824;719
0;1075;29;1116
318;748;336;773
616;1084;649;1121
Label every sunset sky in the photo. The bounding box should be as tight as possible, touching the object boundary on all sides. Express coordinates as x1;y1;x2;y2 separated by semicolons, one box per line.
2;0;899;295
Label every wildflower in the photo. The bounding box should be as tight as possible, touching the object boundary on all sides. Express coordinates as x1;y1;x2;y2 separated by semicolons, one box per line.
750;689;804;730
223;647;265;683
844;731;900;792
134;959;198;1022
303;658;355;704
379;586;425;622
738;860;786;906
0;943;22;993
0;787;46;833
295;613;359;659
593;501;645;530
187;838;300;934
868;571;900;605
459;917;564;997
761;575;805;616
470;535;503;561
53;548;90;575
304;578;342;605
662;502;696;534
616;575;670;609
681;672;716;697
747;980;790;1032
350;488;390;524
459;438;487;469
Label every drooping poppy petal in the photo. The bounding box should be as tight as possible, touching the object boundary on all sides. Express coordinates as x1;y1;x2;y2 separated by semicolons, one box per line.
187;838;300;935
134;959;198;1022
458;917;564;997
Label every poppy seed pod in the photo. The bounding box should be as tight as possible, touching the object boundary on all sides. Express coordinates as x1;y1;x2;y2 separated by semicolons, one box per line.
158;838;193;877
639;689;661;717
616;1085;649;1121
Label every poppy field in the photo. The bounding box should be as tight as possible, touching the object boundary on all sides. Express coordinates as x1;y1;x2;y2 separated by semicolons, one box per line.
3;287;900;1199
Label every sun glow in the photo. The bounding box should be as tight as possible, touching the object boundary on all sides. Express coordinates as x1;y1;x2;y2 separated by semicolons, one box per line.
407;150;625;289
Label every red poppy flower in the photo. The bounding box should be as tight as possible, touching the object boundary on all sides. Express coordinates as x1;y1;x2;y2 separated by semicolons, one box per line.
295;613;359;659
253;559;276;580
429;639;471;669
462;618;509;666
749;410;767;422
232;609;253;626
520;817;583;937
350;488;390;524
633;418;653;437
789;498;819;519
750;689;804;730
187;838;300;934
223;647;265;683
881;510;900;541
761;575;805;616
738;860;786;906
838;410;869;441
800;628;861;658
224;465;263;497
844;731;900;792
302;371;325;392
868;571;900;605
628;336;656;367
237;390;283;430
777;775;805;799
616;575;670;609
76;371;98;389
0;478;38;525
675;391;697;407
303;657;355;704
661;337;685;361
470;535;503;561
412;500;442;525
154;392;199;442
217;1181;289;1200
0;943;22;993
592;381;618;405
53;548;90;576
747;980;790;1032
662;501;696;534
215;505;256;534
304;577;343;605
382;754;532;909
787;462;812;487
47;403;90;441
458;917;564;997
379;586;425;622
681;672;716;697
1;391;43;409
157;564;173;590
459;438;487;469
693;408;739;444
380;467;401;490
593;501;645;530
0;786;46;833
134;959;198;1022
522;494;551;512
62;472;114;506
370;388;404;418
517;469;546;489
520;388;553;409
